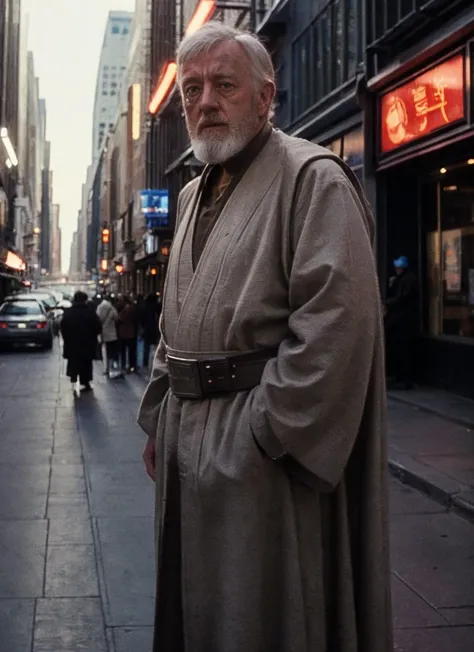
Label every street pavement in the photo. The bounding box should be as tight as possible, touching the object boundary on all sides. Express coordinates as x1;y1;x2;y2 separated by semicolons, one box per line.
0;343;473;651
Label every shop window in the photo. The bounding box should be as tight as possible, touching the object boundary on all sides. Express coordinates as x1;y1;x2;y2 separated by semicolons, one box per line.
425;164;474;338
342;126;364;172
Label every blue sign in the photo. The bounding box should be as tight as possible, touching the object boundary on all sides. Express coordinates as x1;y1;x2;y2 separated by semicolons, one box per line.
140;189;169;229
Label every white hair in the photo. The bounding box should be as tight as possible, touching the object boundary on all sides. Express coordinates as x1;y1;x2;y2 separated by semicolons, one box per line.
177;21;275;115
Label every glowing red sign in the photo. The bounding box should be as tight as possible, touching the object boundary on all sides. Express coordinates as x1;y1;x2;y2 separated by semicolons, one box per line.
381;54;465;154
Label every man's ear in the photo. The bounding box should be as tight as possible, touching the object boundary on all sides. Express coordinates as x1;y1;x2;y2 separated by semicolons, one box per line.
258;81;276;118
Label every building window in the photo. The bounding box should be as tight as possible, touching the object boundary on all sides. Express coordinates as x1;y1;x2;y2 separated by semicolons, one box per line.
292;0;363;122
99;122;105;128
112;24;120;34
111;91;116;96
291;28;312;118
102;91;108;96
122;26;129;35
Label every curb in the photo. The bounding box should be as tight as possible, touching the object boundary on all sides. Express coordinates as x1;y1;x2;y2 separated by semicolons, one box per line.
388;458;474;523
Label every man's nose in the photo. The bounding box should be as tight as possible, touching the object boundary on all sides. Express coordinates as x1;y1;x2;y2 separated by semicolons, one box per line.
198;83;220;112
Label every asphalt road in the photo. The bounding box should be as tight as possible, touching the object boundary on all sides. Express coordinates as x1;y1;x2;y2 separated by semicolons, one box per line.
0;344;473;651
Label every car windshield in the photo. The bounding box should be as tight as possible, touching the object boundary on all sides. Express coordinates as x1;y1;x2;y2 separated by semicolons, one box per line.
30;294;56;309
0;301;43;316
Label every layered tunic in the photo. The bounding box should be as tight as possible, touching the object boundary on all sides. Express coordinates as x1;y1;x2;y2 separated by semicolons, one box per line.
138;128;393;652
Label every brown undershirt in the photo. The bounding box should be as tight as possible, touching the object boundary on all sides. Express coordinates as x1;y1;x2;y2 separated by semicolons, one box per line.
192;123;272;270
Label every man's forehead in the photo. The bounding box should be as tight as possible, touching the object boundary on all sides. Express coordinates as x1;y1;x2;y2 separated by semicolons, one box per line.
180;41;246;78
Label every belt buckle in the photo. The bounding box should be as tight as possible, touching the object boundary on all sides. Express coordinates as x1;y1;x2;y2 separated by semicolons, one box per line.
199;357;235;395
167;355;203;399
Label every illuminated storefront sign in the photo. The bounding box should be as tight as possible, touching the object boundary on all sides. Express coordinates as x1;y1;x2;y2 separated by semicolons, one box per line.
380;54;465;154
139;189;169;229
4;250;26;271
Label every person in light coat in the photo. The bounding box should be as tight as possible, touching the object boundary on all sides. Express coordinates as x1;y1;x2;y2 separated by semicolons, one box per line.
97;296;120;376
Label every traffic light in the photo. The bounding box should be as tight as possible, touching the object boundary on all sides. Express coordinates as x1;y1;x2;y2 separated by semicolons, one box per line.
100;259;108;272
102;227;110;244
115;263;124;274
150;267;157;276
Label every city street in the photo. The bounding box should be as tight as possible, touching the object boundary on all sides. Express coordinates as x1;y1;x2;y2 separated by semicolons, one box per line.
0;343;473;651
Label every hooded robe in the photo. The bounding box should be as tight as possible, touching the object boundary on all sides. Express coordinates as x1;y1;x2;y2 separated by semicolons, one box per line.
138;128;393;652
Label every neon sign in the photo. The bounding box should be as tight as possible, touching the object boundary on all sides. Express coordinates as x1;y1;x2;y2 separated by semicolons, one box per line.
381;54;465;154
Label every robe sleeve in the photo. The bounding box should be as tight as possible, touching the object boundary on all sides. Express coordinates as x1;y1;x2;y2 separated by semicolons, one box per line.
249;159;382;491
137;330;169;438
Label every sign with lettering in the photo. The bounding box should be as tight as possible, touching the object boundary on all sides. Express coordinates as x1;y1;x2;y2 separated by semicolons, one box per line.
380;54;465;154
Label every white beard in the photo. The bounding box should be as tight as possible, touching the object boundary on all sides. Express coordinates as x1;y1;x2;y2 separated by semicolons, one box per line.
187;108;261;164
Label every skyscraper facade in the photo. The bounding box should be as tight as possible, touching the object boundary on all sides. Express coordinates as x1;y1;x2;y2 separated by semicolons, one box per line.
92;10;133;160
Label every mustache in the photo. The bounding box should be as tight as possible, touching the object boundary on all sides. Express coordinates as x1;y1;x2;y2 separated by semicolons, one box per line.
197;120;229;130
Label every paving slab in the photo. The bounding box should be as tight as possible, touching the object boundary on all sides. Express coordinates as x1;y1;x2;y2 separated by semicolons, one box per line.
391;511;474;609
48;517;94;546
0;521;47;598
47;493;90;519
96;517;155;627
45;545;99;598
33;597;108;652
0;599;35;651
113;625;154;652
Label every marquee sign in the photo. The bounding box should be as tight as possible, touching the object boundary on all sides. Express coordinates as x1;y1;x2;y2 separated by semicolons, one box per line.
380;54;465;154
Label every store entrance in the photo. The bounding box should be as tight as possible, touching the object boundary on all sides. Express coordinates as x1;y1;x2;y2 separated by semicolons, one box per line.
424;159;474;339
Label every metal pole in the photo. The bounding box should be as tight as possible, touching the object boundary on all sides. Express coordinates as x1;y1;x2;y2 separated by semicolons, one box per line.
250;0;257;32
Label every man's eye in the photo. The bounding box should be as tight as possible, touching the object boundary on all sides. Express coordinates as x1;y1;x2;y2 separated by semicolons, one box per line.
185;86;200;98
219;82;233;90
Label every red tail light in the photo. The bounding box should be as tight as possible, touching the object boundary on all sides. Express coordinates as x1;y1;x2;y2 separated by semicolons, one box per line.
0;322;7;329
36;321;47;330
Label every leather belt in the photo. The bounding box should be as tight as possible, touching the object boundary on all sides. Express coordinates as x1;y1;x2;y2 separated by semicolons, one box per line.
166;349;278;399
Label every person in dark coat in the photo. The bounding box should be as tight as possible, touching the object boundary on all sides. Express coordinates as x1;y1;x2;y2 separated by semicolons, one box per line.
61;291;102;392
384;255;418;390
117;295;138;372
140;293;160;368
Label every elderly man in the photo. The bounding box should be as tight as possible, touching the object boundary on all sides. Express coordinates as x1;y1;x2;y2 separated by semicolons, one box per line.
138;22;393;652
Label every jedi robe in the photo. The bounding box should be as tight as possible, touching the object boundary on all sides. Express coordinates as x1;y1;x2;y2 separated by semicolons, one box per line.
138;128;393;652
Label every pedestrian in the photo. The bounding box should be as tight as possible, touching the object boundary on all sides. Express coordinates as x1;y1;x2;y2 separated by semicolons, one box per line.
138;22;392;652
140;293;160;369
117;295;138;372
97;295;121;377
385;255;418;390
60;291;101;393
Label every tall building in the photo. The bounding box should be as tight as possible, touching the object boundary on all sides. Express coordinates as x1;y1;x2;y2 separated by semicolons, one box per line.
50;203;61;276
69;230;79;280
40;140;51;272
92;10;133;160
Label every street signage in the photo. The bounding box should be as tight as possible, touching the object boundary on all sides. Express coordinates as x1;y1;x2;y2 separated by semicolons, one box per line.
380;54;465;154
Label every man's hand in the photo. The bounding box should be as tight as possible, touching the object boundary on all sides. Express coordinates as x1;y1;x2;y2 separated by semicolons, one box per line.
143;436;156;482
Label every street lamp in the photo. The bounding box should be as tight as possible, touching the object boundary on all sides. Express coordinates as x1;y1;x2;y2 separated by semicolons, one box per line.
33;227;41;235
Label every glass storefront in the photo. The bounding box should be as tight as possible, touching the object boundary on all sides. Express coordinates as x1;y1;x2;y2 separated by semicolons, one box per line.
426;160;474;338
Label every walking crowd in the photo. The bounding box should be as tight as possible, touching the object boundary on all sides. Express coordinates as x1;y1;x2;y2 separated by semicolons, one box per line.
60;290;161;393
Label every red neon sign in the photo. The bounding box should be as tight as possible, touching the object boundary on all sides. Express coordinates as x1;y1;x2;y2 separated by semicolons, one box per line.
149;62;178;115
185;0;216;36
380;54;465;154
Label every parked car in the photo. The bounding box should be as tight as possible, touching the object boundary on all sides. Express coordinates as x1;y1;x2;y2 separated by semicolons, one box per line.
5;292;60;333
0;299;53;349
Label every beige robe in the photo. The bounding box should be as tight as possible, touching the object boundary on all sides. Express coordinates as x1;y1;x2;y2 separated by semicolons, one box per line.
138;129;393;652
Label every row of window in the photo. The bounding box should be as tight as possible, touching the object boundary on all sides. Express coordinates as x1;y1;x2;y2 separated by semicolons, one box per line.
291;0;362;121
367;0;421;45
111;23;130;36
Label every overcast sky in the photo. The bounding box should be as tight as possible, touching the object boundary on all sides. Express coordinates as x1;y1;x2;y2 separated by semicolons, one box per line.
23;0;135;273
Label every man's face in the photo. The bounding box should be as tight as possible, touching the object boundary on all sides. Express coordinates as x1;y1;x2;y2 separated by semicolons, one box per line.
179;40;274;164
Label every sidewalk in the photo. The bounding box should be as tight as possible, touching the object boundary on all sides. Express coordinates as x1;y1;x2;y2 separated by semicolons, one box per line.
388;388;474;520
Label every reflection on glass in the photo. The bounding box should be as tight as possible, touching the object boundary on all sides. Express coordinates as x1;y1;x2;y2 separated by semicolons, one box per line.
438;167;474;337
